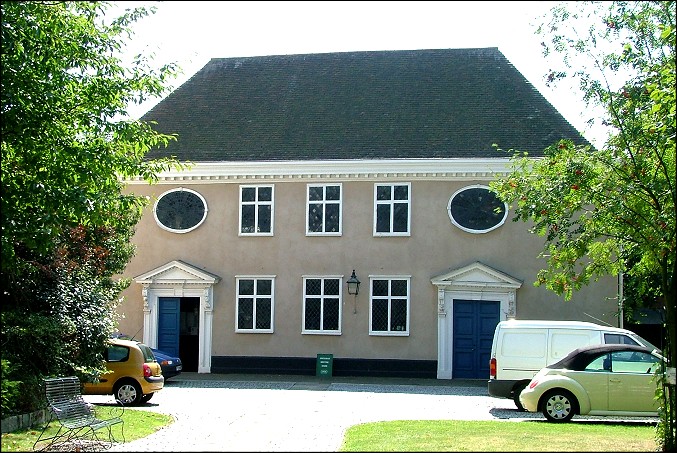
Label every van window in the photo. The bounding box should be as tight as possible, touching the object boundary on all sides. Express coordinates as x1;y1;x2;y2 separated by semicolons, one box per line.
604;333;640;346
501;332;546;357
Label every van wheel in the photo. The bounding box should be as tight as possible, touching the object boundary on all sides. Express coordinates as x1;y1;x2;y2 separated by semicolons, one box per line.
513;383;527;411
541;389;576;422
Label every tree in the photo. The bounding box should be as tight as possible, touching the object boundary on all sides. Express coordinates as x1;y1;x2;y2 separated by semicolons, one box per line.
490;1;675;449
1;1;181;413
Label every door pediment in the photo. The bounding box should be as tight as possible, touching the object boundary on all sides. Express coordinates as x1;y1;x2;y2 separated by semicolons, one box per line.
134;260;221;286
430;261;522;290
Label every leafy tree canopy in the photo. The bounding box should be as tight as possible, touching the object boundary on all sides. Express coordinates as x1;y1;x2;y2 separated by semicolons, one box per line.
1;1;181;283
490;1;674;448
1;1;182;413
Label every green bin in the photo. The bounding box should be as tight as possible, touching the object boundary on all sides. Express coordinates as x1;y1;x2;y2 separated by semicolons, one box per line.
316;353;333;377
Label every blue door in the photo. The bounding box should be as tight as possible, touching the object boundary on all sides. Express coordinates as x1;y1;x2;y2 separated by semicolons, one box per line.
452;300;499;379
158;297;180;357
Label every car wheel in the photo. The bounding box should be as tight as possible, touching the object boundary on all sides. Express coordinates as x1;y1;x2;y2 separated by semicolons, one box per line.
541;389;576;422
140;393;154;403
114;380;142;406
513;383;527;411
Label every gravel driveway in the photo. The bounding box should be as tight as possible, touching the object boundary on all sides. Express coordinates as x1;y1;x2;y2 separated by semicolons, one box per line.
82;374;655;452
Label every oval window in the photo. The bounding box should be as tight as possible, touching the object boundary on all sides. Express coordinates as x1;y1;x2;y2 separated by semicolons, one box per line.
154;188;208;233
448;185;507;233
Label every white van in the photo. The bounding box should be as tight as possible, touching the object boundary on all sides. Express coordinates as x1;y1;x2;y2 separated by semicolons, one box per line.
487;319;658;410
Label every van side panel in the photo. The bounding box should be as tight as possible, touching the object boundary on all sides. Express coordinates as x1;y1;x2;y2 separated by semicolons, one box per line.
549;330;601;363
499;331;547;375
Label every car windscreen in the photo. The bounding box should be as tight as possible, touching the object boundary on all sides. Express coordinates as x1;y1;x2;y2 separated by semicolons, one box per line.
628;333;660;351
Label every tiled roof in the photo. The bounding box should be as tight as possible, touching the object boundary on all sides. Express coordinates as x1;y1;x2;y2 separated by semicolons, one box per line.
142;48;586;162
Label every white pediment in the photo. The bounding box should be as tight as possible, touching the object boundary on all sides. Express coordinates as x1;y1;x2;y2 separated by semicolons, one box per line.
430;261;522;290
134;260;221;286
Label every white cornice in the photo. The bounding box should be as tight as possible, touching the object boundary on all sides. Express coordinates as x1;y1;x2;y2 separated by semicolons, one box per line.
124;158;514;184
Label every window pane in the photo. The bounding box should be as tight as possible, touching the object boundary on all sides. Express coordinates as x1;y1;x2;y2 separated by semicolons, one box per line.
326;185;341;200
306;279;321;295
372;280;388;296
241;187;256;202
394;185;408;200
390;299;407;331
376;186;391;200
239;280;254;295
372;300;389;331
258;205;271;232
391;280;408;296
376;205;391;232
258;187;272;201
393;203;408;232
241;205;255;232
156;191;206;231
238;298;254;329
323;298;340;330
324;279;339;295
449;187;506;232
305;298;321;330
257;279;272;295
255;298;271;329
309;186;323;201
325;204;340;232
308;204;323;232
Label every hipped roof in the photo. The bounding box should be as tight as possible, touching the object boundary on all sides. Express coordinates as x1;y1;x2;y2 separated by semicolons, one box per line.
142;48;586;162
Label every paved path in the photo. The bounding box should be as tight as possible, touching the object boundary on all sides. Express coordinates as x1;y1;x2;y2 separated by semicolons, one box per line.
82;373;655;452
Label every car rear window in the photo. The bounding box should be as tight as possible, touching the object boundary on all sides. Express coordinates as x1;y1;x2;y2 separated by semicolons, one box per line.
138;344;157;363
107;345;130;362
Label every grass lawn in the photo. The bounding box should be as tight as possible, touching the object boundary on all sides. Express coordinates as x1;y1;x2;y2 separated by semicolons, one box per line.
2;408;658;452
0;406;173;452
339;419;658;451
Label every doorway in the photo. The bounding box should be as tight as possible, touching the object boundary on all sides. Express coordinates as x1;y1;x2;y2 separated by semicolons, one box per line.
158;297;200;372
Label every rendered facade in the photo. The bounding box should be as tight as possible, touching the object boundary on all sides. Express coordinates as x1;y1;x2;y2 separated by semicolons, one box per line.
117;48;618;379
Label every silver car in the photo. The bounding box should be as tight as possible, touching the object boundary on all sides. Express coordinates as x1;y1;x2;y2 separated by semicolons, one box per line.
519;343;665;422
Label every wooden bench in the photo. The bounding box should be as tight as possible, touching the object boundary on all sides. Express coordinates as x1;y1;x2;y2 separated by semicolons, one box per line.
33;376;125;451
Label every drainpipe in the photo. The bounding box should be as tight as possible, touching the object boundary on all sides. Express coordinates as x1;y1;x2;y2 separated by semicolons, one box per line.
618;269;624;329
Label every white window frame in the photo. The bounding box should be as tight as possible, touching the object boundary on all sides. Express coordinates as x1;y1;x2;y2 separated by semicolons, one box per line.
306;183;342;236
301;275;343;335
447;184;508;234
373;182;411;236
239;185;274;236
369;275;411;336
153;187;208;234
235;275;275;333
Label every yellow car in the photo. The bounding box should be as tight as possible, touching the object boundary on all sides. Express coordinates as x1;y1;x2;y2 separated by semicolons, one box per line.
83;338;164;405
519;344;664;422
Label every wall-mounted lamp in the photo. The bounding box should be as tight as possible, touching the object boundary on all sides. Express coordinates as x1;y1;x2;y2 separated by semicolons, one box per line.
346;269;361;296
347;270;361;314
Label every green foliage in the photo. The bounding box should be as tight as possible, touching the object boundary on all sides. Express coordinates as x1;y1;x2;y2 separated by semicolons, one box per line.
1;1;183;413
0;361;22;416
490;1;675;449
655;371;676;450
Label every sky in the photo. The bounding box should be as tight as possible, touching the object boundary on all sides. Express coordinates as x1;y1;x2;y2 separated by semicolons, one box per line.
114;1;607;147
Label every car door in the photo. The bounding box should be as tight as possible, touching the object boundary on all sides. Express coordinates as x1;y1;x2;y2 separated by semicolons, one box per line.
83;343;129;394
607;350;660;412
576;353;612;411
